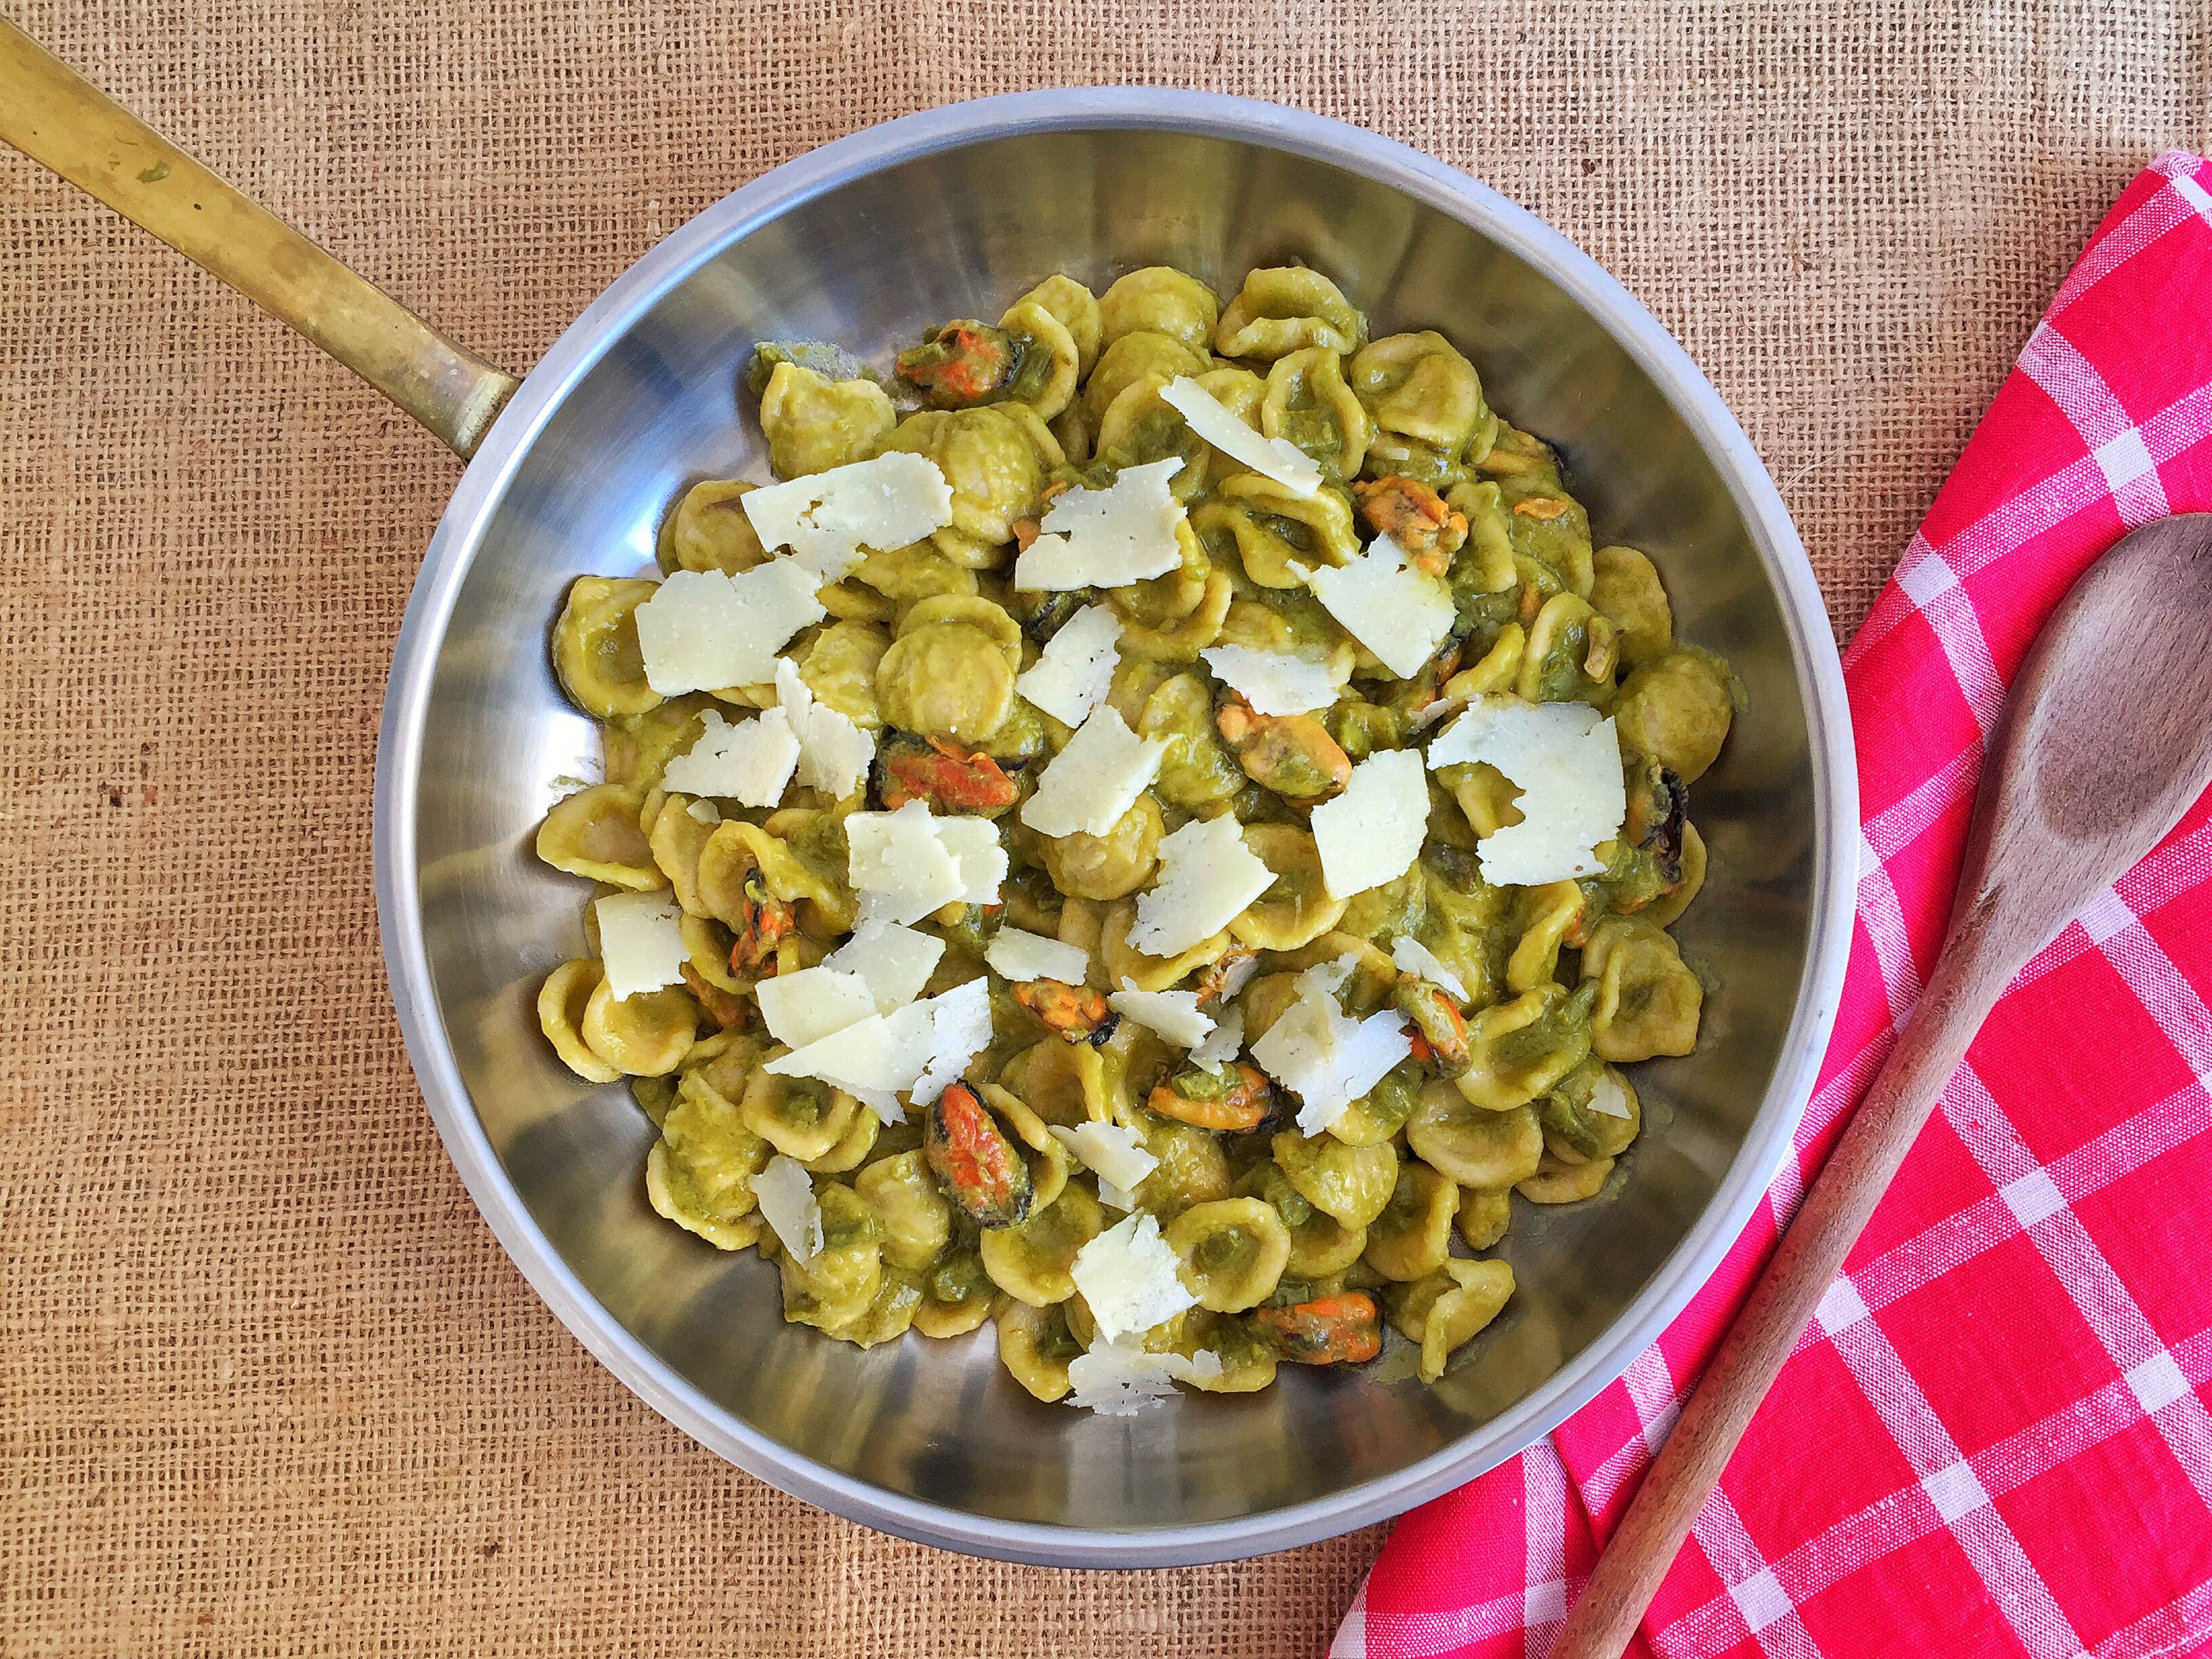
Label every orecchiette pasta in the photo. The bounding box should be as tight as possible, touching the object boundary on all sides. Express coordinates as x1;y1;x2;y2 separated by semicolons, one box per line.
604;695;712;796
1589;544;1675;667
1582;914;1704;1060
878;407;1049;567
997;295;1082;422
996;1298;1082;1401
1093;373;1212;498
1016;274;1103;380
1611;648;1740;785
1203;472;1362;588
1271;1130;1399;1230
581;979;698;1078
1165;1197;1292;1312
1385;1257;1515;1382
659;479;771;575
1134;1118;1235;1217
537;783;662;890
1261;348;1372;480
1455;1187;1513;1251
876;592;1022;744
914;1248;998;1338
757;361;895;478
855;1150;954;1270
741;1068;865;1162
1216;267;1365;360
554;577;663;719
1039;793;1163;901
1454;983;1596;1111
1237;1162;1368;1277
1362;1164;1460;1283
1326;1058;1423;1148
537;959;621;1084
1084;329;1210;428
647;1072;774;1249
777;1183;883;1332
1140;672;1246;810
529;262;1738;1404
1099;266;1221;355
1406;1084;1545;1188
1349;331;1486;453
1230;825;1346;951
979;1183;1107;1307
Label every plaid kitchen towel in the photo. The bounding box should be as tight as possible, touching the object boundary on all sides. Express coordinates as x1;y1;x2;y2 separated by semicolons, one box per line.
1335;152;2212;1659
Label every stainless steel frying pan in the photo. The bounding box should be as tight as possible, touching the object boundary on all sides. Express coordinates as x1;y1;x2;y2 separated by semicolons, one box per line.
2;23;1857;1565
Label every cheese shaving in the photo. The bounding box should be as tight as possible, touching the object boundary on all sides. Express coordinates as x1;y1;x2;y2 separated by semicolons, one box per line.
1390;935;1469;1003
761;975;991;1121
825;920;945;1014
906;976;994;1107
1047;1121;1158;1196
1160;375;1322;496
1189;1006;1246;1068
845;800;967;925
1249;958;1413;1135
1425;695;1626;886
754;964;878;1050
1012;458;1187;591
739;452;954;583
752;1155;823;1263
1066;1343;1183;1415
1128;814;1275;958
1586;1072;1633;1120
1108;984;1214;1048
1410;692;1465;733
1299;533;1456;678
1199;643;1340;716
593;891;687;1000
1065;1342;1223;1416
986;927;1090;986
774;657;875;800
936;813;1010;908
1309;749;1429;901
1070;1212;1198;1344
1182;1349;1225;1385
1209;953;1261;1004
660;707;800;806
684;798;721;825
1302;954;1359;998
1015;602;1123;726
762;1014;929;1118
633;562;825;695
1018;707;1166;838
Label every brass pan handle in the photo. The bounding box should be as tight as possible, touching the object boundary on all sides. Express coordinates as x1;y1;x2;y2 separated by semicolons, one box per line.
0;20;520;458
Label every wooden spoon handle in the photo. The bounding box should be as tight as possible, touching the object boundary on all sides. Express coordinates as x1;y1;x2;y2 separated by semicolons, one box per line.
0;20;518;457
1551;944;2001;1659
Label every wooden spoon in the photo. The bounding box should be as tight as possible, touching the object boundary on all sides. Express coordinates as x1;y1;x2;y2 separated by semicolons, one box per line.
1554;513;2212;1659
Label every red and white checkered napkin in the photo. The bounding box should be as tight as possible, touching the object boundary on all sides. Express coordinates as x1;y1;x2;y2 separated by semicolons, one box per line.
1334;152;2212;1659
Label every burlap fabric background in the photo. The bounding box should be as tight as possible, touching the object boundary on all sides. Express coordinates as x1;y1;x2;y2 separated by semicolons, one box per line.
3;2;2206;1653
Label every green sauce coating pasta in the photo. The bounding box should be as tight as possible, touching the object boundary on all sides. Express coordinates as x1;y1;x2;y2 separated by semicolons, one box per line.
528;261;1741;1401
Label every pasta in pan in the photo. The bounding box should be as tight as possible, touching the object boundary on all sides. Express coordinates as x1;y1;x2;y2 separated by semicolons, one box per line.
533;264;1738;1411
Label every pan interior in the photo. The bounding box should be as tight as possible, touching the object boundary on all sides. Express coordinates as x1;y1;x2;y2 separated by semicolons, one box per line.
400;115;1830;1553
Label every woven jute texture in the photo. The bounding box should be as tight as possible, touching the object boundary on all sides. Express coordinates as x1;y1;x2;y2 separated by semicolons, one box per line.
3;3;2206;1654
